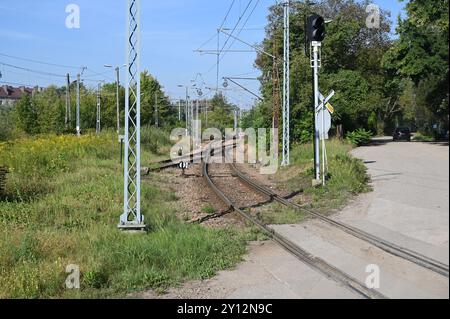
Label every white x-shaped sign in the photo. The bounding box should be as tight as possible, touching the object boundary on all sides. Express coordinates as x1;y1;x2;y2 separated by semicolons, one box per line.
316;90;335;113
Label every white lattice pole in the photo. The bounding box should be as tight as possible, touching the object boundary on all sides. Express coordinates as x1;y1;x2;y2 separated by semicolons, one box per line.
119;0;146;230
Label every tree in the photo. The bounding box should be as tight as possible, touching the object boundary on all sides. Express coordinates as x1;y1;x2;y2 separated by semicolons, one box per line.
33;86;65;134
206;93;234;133
13;94;39;135
246;0;393;141
140;71;172;127
382;0;449;134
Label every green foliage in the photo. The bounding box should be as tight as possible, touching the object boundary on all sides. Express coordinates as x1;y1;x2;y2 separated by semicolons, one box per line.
412;132;435;142
13;94;39;135
346;128;373;146
2;70;178;139
0;132;252;298
205;93;235;133
245;0;394;141
0;108;14;141
201;204;216;215
383;0;449;134
141;71;174;127
34;86;65;134
0;166;6;198
141;125;171;154
0;134;115;200
367;112;378;134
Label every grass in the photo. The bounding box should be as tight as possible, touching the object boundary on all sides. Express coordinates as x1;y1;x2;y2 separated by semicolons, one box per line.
0;132;371;298
0;130;253;298
201;204;216;215
256;139;371;224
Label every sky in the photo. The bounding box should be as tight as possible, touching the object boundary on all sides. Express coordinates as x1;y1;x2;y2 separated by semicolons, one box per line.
0;0;406;109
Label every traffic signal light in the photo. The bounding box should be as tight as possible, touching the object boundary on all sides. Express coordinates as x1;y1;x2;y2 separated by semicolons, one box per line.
306;14;326;42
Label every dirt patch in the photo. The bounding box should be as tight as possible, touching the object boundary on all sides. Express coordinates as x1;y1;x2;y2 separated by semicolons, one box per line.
234;163;312;208
158;163;245;228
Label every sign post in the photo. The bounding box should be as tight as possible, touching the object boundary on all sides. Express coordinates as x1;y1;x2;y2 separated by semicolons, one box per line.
316;91;335;186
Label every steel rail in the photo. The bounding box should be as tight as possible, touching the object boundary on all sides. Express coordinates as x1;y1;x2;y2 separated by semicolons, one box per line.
229;163;450;278
148;140;235;171
202;146;387;299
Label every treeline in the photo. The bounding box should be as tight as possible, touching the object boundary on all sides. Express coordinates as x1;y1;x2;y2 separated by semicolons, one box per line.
0;70;240;141
0;71;176;140
243;0;449;142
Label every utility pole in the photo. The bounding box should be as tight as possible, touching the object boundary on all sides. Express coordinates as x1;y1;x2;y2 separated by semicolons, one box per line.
178;99;181;122
154;92;159;127
282;0;290;166
105;64;123;134
76;73;81;137
205;99;209;127
96;83;101;134
272;38;281;140
185;97;189;136
119;0;145;231
216;29;220;93
234;108;238;133
116;67;120;134
65;73;71;128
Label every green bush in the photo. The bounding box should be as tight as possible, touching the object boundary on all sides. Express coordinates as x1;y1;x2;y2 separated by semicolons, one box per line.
346;129;373;146
412;133;435;142
141;126;171;154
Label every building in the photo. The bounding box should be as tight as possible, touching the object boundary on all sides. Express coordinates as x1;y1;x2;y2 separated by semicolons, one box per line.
0;85;38;108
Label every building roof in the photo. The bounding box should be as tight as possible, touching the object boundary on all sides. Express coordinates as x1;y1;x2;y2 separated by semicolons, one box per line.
0;85;35;100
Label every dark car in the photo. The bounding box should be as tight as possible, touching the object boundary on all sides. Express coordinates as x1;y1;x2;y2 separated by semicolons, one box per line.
393;127;411;142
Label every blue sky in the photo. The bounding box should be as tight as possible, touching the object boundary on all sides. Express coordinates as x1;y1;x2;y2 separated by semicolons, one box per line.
0;0;406;109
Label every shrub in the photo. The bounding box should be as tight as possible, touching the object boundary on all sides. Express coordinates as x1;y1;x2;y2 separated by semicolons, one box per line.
141;126;171;154
0;166;7;197
346;129;373;146
201;204;216;215
412;133;435;142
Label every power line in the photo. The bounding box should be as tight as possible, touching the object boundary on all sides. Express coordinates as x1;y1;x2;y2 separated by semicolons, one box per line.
218;0;254;57
0;62;69;78
0;67;73;83
196;0;236;51
221;0;261;62
0;52;114;83
0;80;39;87
204;0;260;76
0;52;80;69
219;0;237;30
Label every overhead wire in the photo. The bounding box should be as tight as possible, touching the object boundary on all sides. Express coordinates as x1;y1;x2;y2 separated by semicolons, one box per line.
196;0;237;51
0;62;69;78
0;52;80;69
220;0;261;63
0;80;39;87
0;53;116;86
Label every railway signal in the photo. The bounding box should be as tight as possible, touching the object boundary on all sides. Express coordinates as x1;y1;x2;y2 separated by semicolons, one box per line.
306;14;326;42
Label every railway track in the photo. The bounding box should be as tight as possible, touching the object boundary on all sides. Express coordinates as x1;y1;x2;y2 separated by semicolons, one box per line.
148;140;236;171
154;140;448;279
202;144;388;299
228;162;450;278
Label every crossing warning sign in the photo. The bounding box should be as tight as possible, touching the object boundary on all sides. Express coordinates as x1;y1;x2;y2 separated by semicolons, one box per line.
326;103;334;114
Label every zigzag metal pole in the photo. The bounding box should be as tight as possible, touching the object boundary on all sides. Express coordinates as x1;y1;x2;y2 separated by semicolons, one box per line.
119;0;146;230
282;0;290;166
